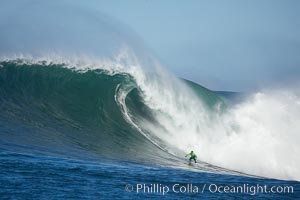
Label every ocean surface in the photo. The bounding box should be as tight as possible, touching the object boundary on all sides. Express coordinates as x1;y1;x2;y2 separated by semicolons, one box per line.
0;61;299;199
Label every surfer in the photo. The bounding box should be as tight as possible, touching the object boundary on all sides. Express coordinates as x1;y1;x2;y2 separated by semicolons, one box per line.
185;150;197;163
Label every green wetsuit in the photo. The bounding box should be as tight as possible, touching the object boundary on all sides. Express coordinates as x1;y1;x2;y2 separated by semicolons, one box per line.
186;152;197;159
186;152;197;163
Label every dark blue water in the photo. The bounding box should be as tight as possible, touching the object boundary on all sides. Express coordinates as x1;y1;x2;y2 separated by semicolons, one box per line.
0;149;299;199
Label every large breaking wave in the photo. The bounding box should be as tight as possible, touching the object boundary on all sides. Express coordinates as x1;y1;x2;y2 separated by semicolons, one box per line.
0;0;299;181
1;58;300;181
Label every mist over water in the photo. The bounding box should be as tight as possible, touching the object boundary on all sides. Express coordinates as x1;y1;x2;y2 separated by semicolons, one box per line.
0;0;299;182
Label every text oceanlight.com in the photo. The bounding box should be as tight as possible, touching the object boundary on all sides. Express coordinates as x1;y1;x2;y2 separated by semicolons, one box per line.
124;183;294;196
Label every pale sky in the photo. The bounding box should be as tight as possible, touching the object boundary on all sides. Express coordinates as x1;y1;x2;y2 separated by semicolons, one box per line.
1;0;300;91
92;0;300;91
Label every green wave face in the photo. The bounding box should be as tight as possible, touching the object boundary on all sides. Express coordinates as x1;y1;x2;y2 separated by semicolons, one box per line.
0;61;224;162
183;79;226;109
0;61;166;161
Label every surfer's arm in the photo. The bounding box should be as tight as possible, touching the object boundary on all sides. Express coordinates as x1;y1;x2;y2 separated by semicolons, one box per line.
185;153;190;157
